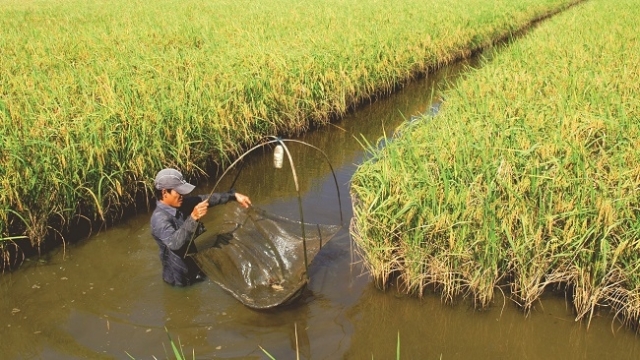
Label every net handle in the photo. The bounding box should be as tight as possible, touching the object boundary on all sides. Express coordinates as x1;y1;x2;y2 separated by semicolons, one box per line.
204;136;344;276
207;136;343;225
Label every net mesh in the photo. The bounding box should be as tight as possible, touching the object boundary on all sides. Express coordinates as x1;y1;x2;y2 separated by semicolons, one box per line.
191;202;341;309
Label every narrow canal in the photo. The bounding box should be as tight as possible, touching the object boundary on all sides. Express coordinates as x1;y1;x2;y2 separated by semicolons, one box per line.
1;54;639;359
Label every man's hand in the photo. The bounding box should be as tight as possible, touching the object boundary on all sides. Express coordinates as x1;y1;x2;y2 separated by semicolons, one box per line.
235;193;252;208
191;200;209;221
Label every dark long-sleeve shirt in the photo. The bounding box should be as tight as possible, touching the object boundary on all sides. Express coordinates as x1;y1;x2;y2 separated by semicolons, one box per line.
150;191;235;286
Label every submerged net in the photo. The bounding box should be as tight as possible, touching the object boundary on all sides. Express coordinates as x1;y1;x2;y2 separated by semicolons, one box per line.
191;202;341;309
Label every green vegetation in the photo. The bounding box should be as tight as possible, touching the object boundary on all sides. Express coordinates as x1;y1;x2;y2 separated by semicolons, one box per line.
0;235;26;271
0;0;580;258
350;0;640;326
126;327;194;360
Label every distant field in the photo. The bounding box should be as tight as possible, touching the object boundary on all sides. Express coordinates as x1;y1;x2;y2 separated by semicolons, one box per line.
351;0;640;325
0;0;579;259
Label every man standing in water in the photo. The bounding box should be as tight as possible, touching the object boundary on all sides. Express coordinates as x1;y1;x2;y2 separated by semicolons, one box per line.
150;168;252;286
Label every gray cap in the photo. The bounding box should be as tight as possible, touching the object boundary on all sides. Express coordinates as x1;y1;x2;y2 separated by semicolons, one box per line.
154;168;195;195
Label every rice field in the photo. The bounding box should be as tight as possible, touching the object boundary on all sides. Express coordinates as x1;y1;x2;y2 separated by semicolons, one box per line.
350;0;640;327
0;0;581;262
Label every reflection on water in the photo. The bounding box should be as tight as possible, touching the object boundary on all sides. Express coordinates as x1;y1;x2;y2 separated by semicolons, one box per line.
2;56;640;359
346;285;640;359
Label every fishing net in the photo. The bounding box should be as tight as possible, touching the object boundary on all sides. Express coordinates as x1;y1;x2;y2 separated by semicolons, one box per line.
190;202;341;309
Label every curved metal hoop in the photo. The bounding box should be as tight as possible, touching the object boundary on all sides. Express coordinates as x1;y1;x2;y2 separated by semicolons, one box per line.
206;136;344;276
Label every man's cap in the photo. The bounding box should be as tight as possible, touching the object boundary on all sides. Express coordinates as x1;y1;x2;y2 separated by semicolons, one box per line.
154;168;195;195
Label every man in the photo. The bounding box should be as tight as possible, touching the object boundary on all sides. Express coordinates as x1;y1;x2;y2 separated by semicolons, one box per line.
150;168;252;286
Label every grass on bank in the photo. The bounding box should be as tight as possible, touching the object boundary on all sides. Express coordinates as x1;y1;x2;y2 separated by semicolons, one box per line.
0;0;581;260
125;327;193;360
350;0;640;327
127;327;402;359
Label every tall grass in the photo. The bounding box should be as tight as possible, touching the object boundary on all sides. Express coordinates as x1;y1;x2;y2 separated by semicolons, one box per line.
351;0;640;326
125;327;194;360
0;0;580;260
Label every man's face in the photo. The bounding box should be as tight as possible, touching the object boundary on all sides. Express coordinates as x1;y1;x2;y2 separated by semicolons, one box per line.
162;189;183;208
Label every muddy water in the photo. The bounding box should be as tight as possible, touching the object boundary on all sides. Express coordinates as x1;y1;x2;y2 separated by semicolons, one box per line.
2;58;640;359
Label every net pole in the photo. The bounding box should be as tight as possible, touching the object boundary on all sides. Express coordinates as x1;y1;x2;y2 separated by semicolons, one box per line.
274;138;309;277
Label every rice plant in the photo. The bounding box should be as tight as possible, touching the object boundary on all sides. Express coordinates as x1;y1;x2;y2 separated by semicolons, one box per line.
0;0;581;264
351;0;640;326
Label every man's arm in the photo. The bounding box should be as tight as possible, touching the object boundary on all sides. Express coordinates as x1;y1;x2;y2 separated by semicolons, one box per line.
183;192;253;223
198;191;235;207
198;191;252;208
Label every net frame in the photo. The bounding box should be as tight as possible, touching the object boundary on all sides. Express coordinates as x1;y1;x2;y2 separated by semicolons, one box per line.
187;137;344;309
